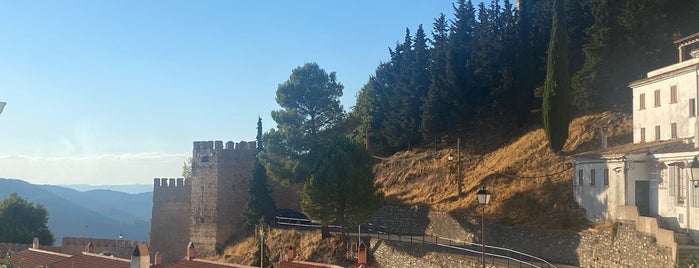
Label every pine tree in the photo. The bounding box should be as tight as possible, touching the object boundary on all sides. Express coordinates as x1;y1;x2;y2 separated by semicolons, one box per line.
301;137;382;239
446;0;477;124
420;14;451;140
260;62;345;184
241;118;276;232
542;0;571;153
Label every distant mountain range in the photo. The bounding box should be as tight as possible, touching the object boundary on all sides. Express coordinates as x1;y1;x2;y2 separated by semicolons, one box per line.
0;178;152;243
59;184;153;194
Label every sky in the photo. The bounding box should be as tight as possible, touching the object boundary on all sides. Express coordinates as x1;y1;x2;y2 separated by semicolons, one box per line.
0;0;470;185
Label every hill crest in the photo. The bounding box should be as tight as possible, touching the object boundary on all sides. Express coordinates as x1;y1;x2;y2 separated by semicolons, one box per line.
374;111;632;229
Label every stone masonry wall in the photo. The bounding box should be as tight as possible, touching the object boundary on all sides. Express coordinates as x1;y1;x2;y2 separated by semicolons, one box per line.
369;205;674;267
150;178;190;265
215;141;256;249
190;141;220;256
151;139;305;264
576;221;673;268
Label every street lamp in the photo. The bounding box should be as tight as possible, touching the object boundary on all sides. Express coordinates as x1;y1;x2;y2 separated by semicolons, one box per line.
689;156;699;188
448;138;463;196
477;186;491;268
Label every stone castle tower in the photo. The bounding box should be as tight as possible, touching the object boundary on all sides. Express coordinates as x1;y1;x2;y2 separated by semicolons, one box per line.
189;140;257;255
150;140;301;265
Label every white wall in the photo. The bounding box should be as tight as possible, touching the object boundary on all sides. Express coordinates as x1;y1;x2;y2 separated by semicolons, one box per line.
573;160;626;221
631;60;699;144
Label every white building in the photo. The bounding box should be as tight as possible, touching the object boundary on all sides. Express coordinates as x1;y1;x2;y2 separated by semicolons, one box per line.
574;32;699;241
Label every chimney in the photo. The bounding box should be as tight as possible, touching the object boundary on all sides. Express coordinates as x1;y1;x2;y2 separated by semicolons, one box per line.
283;246;295;262
85;242;94;253
357;242;367;265
186;242;196;260
32;238;39;249
600;127;608;151
130;242;150;268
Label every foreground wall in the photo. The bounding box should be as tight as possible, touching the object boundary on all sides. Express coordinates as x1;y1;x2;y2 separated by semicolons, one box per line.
371;205;674;267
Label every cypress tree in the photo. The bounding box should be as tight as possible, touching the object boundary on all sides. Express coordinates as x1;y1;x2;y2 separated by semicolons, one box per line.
241;118;277;232
542;0;571;153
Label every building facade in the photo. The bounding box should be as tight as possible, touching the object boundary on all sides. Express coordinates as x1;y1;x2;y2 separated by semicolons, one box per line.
574;32;699;241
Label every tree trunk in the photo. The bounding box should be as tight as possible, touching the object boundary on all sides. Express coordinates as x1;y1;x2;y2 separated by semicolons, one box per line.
321;225;330;239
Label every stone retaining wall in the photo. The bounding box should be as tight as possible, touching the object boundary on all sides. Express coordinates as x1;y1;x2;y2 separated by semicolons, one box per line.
369;205;675;267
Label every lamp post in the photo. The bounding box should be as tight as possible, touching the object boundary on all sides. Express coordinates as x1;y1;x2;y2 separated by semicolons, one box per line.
477;186;491;268
689;156;699;188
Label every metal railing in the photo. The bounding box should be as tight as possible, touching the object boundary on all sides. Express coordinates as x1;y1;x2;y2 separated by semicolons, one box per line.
274;217;558;268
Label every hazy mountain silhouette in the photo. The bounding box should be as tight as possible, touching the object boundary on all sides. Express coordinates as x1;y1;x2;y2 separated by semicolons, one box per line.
59;184;152;194
0;178;150;243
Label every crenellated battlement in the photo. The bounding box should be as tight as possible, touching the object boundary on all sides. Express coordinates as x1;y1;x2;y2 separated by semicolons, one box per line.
192;140;256;152
153;178;188;188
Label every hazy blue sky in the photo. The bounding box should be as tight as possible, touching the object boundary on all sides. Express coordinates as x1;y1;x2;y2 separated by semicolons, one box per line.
0;0;469;185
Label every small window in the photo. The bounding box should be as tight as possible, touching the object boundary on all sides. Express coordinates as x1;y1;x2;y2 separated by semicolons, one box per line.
655;125;661;141
604;169;609;187
691;98;696;117
590;169;596;186
201;156;209;162
670;85;678;103
654;90;661;107
640;128;646;142
578;170;583;186
671;123;678;138
639;93;646;110
669;166;676;196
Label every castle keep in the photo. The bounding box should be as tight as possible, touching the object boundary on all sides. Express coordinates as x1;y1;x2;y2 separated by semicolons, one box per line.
150;140;301;265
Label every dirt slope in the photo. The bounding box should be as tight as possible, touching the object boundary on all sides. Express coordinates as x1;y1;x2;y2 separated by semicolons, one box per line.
217;229;353;266
374;111;632;230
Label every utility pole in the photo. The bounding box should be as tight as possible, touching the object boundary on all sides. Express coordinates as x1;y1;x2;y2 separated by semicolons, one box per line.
457;137;462;196
256;222;270;268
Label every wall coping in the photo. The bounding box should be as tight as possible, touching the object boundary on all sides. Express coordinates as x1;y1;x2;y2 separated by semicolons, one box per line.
617;205;679;262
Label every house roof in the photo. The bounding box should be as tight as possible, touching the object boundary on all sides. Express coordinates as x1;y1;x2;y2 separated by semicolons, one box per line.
168;258;257;268
276;261;345;268
10;248;71;268
573;139;699;160
50;252;131;268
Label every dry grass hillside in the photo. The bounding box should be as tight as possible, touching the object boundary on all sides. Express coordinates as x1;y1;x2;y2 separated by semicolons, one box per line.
375;111;632;230
219;112;632;265
216;229;355;266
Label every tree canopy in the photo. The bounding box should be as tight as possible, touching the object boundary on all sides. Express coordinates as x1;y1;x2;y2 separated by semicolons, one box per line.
260;62;345;184
0;192;55;245
301;137;382;238
349;0;699;154
241;118;277;232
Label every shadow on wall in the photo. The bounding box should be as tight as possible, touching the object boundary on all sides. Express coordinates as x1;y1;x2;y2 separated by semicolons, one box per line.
454;174;585;265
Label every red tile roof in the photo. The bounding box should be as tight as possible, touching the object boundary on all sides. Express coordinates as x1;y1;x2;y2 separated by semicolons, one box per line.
168;258;257;268
10;248;71;268
50;252;131;268
276;261;345;268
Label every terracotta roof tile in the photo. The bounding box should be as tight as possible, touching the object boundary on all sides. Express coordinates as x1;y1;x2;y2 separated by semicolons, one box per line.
168;258;257;268
10;248;71;268
574;139;699;159
51;252;131;268
276;261;345;268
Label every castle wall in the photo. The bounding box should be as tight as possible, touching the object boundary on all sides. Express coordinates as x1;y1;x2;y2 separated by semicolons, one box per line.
190;141;221;256
150;139;304;262
215;141;257;247
150;178;190;265
60;237;135;257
